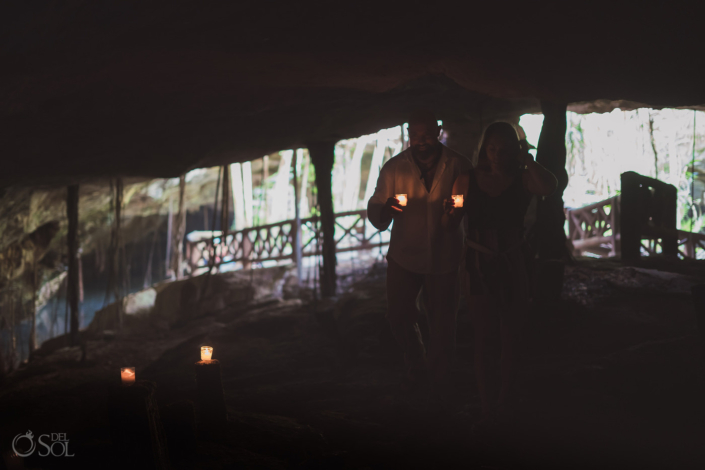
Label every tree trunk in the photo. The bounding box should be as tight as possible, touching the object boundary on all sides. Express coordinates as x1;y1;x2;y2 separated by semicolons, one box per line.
293;149;303;285
165;196;173;277
242;161;254;227
309;141;337;297
363;134;389;204
114;179;124;328
299;152;310;218
29;264;37;353
67;184;80;346
261;155;269;225
231;163;245;231
342;136;369;211
144;228;158;288
170;175;186;279
536;101;569;261
274;150;293;221
220;165;230;239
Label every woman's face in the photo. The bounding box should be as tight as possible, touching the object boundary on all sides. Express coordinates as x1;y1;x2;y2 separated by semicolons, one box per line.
485;133;518;169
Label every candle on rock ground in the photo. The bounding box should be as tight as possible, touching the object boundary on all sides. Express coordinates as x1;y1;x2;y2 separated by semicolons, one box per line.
201;346;213;361
120;367;135;386
452;194;464;208
395;194;407;207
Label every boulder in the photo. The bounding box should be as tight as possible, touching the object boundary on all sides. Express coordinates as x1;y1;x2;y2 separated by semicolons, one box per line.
86;287;158;334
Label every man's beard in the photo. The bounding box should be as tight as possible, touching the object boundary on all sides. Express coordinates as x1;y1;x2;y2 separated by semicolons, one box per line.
411;143;439;161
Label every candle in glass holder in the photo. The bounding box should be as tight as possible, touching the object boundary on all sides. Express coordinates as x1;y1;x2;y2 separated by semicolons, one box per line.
395;194;407;207
201;346;213;361
452;194;464;208
120;367;135;386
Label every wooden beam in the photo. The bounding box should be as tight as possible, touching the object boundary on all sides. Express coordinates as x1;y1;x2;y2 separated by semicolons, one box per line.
308;141;337;297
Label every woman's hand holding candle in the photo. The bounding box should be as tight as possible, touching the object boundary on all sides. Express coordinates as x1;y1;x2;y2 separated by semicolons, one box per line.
443;198;455;215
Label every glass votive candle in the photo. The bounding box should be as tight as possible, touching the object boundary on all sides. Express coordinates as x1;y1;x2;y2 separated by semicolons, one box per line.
120;367;135;386
395;194;407;207
452;194;464;208
201;346;213;361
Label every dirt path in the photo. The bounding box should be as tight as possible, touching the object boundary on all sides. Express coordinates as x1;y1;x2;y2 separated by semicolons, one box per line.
1;259;704;469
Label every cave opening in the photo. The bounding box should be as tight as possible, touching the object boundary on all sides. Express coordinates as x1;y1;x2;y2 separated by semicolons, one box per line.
1;3;705;468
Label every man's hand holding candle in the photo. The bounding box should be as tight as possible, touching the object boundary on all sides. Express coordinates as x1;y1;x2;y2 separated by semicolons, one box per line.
381;196;404;224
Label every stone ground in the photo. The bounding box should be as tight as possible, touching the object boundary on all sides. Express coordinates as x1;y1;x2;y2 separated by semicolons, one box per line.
1;257;704;469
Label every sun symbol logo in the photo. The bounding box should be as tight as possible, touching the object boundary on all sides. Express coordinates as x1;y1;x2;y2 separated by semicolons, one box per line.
12;430;36;458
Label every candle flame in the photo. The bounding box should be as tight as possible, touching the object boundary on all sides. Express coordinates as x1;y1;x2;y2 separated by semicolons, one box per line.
201;346;213;361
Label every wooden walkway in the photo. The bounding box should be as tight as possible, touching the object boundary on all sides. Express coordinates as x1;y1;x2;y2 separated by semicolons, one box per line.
185;209;389;274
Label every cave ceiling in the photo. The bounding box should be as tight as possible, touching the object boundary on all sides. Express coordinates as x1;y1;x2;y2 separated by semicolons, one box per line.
1;1;703;188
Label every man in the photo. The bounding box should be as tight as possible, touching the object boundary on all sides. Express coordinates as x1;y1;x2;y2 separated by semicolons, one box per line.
367;110;471;392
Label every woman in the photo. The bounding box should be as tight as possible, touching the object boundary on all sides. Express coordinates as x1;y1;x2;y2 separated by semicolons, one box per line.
442;122;557;428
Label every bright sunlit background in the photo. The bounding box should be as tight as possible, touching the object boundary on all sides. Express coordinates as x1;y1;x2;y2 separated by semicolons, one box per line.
520;109;705;231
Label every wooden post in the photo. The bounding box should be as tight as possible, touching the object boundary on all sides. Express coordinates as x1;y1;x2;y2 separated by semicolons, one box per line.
293;149;303;285
661;184;678;257
194;360;228;429
309;141;337;297
67;185;80;346
621;171;678;262
160;400;197;464
620;172;641;262
536;101;569;261
611;196;621;256
108;380;170;469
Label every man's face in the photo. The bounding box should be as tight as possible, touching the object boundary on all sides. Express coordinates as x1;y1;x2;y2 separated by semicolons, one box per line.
409;123;440;158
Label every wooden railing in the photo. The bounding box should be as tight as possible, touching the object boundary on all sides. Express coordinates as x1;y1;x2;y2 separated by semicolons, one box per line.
566;196;620;257
185;209;389;274
566;196;705;259
641;230;705;259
